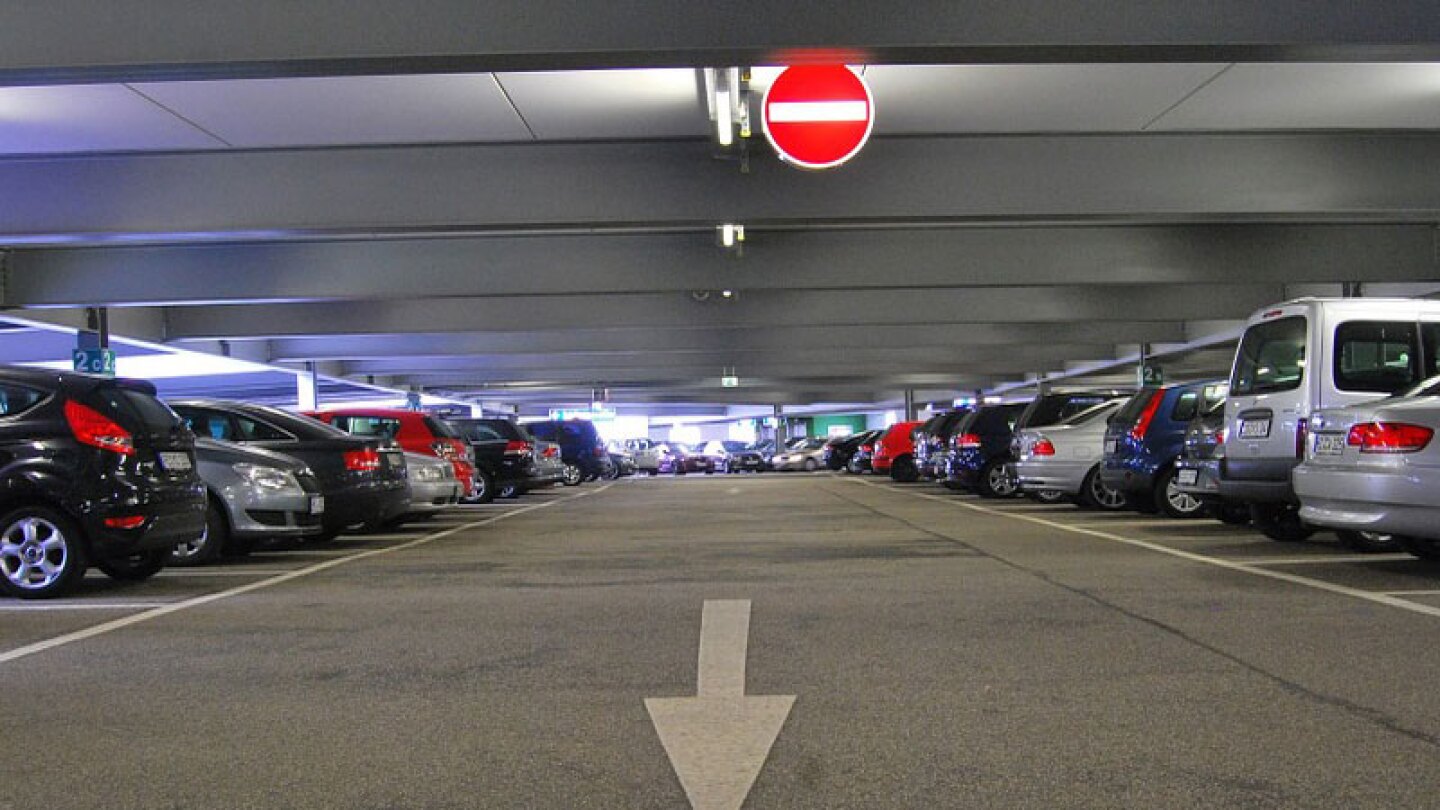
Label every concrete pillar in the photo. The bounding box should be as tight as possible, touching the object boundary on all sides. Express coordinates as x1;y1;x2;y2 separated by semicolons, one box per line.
296;361;319;411
903;389;917;421
773;404;786;445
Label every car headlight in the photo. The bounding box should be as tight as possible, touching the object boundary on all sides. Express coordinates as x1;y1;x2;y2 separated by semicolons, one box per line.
233;463;302;493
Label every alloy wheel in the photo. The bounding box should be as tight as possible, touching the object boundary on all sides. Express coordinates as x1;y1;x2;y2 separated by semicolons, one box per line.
1090;473;1126;510
0;517;70;592
1164;480;1204;516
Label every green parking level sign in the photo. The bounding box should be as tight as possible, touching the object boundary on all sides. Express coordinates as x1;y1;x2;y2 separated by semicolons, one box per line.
73;348;116;376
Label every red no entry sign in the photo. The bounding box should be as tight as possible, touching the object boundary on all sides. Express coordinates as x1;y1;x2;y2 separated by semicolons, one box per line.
761;65;874;170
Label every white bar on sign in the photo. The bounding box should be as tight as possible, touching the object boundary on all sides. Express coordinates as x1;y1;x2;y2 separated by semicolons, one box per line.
767;100;868;123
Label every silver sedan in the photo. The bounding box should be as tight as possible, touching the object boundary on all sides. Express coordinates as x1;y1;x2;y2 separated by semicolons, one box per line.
1013;401;1126;509
769;438;830;471
1295;386;1440;557
404;451;463;517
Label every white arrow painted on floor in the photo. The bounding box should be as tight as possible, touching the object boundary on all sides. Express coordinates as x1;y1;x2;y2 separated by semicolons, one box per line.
646;600;795;810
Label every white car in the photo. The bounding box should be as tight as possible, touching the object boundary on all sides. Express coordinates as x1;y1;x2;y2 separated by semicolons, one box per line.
770;438;829;471
1013;400;1126;509
1294;377;1440;557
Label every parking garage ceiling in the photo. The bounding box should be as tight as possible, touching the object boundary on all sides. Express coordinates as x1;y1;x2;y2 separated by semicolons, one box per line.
2;3;1439;413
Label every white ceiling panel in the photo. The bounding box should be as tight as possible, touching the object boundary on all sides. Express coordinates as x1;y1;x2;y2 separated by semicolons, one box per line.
861;63;1227;133
131;74;532;147
496;69;705;140
0;84;222;155
1149;63;1440;130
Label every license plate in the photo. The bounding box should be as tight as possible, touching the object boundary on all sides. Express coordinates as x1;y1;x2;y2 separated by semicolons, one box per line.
158;451;192;471
1176;468;1198;486
1239;419;1271;439
309;495;325;515
1103;439;1117;455
1314;433;1346;456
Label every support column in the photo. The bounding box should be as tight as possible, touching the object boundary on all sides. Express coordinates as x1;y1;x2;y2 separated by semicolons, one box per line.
773;404;786;446
903;389;917;421
296;361;319;411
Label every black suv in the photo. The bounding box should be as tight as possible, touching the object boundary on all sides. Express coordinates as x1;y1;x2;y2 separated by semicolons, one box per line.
0;368;206;599
446;418;563;501
525;420;610;485
172;400;410;540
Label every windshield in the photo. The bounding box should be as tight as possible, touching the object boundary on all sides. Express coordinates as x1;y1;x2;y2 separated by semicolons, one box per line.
1231;315;1306;396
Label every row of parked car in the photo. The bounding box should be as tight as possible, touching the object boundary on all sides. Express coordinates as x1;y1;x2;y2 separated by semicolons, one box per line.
831;297;1440;561
0;373;638;598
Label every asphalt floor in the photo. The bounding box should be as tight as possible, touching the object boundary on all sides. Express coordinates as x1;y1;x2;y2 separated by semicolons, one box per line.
5;472;1440;809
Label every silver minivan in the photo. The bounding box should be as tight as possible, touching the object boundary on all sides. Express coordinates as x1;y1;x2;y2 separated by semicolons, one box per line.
1220;297;1440;542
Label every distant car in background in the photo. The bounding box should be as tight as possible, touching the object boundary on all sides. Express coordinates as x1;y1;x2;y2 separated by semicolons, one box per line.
173;437;324;566
605;442;638;479
847;433;880;473
309;408;476;499
770;437;829;471
914;411;970;479
944;403;1027;496
1173;397;1249;523
718;441;767;473
526;420;611;485
826;430;880;471
872;420;924;481
659;443;715;474
448;417;563;500
1102;381;1227;518
1012;400;1126;509
400;451;462;521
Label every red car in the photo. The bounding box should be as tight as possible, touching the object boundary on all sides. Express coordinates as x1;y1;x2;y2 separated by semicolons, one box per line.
871;420;924;481
308;408;477;497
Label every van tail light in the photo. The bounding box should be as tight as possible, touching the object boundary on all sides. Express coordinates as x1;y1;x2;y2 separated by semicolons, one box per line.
1295;418;1309;460
344;448;382;472
65;400;135;455
104;515;146;529
1032;438;1057;457
1128;391;1164;441
955;433;982;449
503;440;533;457
1346;422;1434;454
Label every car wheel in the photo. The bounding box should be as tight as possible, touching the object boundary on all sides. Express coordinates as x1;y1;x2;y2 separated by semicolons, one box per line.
1335;530;1403;553
561;464;583;486
170;498;228;567
603;463;622;481
1078;465;1128;511
1030;489;1068;505
976;459;1017;499
803;459;818;472
1212;502;1251;525
497;482;521;499
1398;535;1440;560
471;468;496;504
890;456;919;483
0;507;89;599
95;548;167;582
1155;467;1206;519
1251;504;1314;543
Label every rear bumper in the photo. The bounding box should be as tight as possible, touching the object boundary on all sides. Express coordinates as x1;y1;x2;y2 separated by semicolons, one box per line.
85;482;208;558
1174;458;1222;498
408;480;462;513
1218;457;1298;504
1295;465;1440;538
323;480;411;530
1015;459;1090;496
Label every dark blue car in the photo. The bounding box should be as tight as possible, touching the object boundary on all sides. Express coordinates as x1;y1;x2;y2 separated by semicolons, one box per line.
944;404;1027;497
1101;380;1228;518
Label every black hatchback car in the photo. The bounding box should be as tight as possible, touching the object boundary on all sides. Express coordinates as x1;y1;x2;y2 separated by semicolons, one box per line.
172;400;410;540
0;368;206;599
446;417;563;500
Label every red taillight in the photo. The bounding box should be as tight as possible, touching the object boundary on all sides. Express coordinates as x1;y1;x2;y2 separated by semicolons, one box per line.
103;516;146;529
1345;422;1434;454
593;445;606;458
1215;427;1226;446
344;448;382;472
1032;438;1056;457
1295;418;1309;460
543;446;558;459
955;433;982;449
503;440;533;456
64;399;135;456
1129;391;1164;441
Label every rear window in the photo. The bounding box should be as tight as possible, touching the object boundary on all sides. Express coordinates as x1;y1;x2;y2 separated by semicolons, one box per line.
1231;315;1306;396
423;416;460;438
1059;400;1119;427
90;386;184;433
1113;390;1159;425
244;406;346;440
1018;395;1111;429
331;415;402;440
527;422;558;440
1334;320;1421;394
0;384;45;418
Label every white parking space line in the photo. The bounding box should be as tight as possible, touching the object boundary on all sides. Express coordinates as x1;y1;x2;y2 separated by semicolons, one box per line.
1382;590;1440;597
854;479;1440;620
0;602;176;611
0;482;615;665
1246;555;1416;566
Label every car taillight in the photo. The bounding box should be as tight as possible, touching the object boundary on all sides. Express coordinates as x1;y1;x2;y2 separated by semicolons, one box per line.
64;399;135;455
504;440;533;456
955;433;981;449
543;446;558;459
1295;418;1309;460
344;448;382;471
431;440;456;459
1345;422;1434;454
594;445;606;458
103;515;146;529
1214;428;1225;446
1129;391;1164;441
1032;438;1056;457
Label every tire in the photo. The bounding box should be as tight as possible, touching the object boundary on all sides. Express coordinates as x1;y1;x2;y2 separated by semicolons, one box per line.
1251;504;1314;543
96;548;167;582
1213;502;1251;526
169;498;228;567
471;468;496;504
1398;536;1440;561
1078;465;1128;511
603;463;622;481
1335;530;1403;553
497;482;521;499
1155;467;1206;519
561;464;583;486
0;506;89;599
890;456;919;483
942;480;965;491
1030;489;1068;505
803;458;818;472
976;459;1018;499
